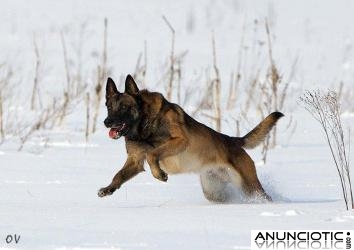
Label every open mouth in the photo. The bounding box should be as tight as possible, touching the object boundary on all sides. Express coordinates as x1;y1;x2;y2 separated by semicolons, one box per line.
108;123;127;140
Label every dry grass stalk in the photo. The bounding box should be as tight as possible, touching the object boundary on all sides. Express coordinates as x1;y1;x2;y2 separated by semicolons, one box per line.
279;57;298;111
58;92;69;126
0;64;14;143
31;36;40;110
0;89;3;143
265;20;281;147
61;31;71;93
284;114;297;145
57;23;91;126
300;90;353;210
211;32;221;132
92;18;108;134
236;120;240;137
177;60;182;104
58;31;71;125
226;72;241;110
261;134;271;164
133;41;148;88
243;70;261;116
257;83;273;163
85;92;90;143
191;73;213;117
73;22;88;97
227;20;246;110
143;41;147;86
176;51;187;103
133;52;143;77
162;15;175;101
227;72;235;110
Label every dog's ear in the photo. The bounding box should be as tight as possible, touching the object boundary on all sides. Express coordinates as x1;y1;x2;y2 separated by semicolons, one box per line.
106;77;119;98
125;74;139;95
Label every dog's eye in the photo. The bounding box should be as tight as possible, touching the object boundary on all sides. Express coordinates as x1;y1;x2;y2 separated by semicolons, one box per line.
121;105;127;110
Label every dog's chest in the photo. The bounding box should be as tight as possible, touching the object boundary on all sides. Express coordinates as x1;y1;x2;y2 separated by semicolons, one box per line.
159;151;205;174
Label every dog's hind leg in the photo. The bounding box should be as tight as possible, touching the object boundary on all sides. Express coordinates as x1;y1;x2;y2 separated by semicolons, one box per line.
228;148;272;201
200;169;229;202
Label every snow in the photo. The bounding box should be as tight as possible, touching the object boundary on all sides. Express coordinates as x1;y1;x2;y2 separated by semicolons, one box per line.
1;0;354;249
1;113;353;249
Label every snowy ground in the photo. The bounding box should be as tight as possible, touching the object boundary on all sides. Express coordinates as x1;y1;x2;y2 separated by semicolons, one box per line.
1;0;354;249
1;112;354;250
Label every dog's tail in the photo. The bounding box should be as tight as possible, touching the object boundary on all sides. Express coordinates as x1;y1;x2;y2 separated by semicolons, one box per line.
236;112;284;149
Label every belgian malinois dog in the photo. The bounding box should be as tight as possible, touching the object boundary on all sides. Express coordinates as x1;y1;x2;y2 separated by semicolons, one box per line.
98;75;283;202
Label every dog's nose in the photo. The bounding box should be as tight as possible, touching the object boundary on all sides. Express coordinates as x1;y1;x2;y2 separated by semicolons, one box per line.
104;118;112;127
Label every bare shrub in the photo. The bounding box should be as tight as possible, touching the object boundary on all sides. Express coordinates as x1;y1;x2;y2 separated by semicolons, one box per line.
300;90;353;210
18;99;67;151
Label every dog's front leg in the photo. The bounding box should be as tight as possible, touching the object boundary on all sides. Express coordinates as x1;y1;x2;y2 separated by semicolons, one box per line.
147;154;169;182
98;157;144;197
147;136;187;182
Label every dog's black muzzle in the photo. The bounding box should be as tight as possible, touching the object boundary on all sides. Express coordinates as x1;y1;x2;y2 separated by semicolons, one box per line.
104;117;113;128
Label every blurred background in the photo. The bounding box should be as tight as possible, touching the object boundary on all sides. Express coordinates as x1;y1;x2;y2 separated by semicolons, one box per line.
1;0;354;150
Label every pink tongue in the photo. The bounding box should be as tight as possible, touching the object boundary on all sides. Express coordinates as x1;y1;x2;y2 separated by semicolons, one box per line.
109;128;119;139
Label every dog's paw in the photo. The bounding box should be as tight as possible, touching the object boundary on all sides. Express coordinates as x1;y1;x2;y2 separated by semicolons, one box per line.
156;170;168;182
98;187;115;197
151;167;168;182
160;171;168;182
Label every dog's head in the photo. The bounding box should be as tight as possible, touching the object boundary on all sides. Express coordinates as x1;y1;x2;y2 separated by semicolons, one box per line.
104;75;140;139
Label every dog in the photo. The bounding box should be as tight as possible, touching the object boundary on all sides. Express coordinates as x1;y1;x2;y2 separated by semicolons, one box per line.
98;75;283;202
